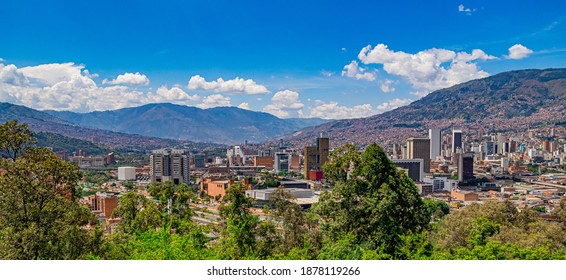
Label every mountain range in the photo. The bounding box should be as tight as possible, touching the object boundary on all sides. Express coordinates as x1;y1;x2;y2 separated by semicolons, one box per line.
0;102;196;152
44;104;330;144
2;68;565;151
284;68;566;148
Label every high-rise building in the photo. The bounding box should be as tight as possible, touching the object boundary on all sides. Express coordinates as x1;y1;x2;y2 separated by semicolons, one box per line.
194;154;206;169
458;152;474;182
452;129;463;153
275;152;291;173
429;128;441;160
392;159;423;182
497;133;506;154
150;148;190;185
303;136;330;179
407;138;431;173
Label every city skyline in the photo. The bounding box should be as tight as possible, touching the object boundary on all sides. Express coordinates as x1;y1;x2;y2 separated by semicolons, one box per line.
1;1;566;119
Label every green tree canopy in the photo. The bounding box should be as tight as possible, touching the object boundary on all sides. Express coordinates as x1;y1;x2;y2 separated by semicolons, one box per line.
0;120;36;161
314;142;427;255
0;147;100;259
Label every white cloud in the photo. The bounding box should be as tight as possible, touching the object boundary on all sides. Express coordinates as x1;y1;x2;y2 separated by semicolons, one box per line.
305;98;412;119
197;94;231;109
0;58;4;62
147;86;201;104
357;44;495;95
0;62;204;112
380;79;396;93
341;60;377;81
341;48;347;52
20;62;84;86
187;75;270;94
262;90;304;118
237;102;251;110
102;72;149;85
506;44;534;60
458;4;476;14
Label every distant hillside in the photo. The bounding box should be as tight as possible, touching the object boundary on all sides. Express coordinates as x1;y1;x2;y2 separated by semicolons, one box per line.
45;103;331;144
285;68;566;148
1;102;218;152
35;132;110;155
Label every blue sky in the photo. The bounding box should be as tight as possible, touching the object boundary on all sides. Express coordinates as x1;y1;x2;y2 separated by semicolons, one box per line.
1;0;565;119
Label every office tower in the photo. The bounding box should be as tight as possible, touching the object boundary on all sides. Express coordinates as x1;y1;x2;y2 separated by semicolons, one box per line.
150;148;190;185
303;136;330;179
429;128;441;160
392;159;423;182
458;152;474;182
407;138;431;172
274;152;291;173
194;153;206;169
484;141;495;156
497;133;505;154
452;129;462;153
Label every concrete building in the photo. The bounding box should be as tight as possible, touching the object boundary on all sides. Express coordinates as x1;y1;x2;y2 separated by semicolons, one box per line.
253;156;274;169
194;154;206;169
429;128;441;160
451;188;479;202
392;159;423;182
83;192;119;221
275;152;291;173
69;156;106;168
407;138;431;173
150;148;190;185
458;152;475;182
423;176;457;192
303;136;330;179
452;129;463;153
117;166;136;181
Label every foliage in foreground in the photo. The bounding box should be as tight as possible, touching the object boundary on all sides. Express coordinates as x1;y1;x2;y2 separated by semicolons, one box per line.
2;120;566;260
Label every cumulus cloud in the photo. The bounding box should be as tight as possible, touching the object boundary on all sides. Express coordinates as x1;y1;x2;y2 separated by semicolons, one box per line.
188;75;270;94
237;102;251;110
20;62;84;86
262;90;304;118
103;72;149;85
357;44;495;94
506;44;534;60
197;94;231;109
305;98;412;119
0;62;202;112
380;79;396;93
147;86;201;104
342;60;377;81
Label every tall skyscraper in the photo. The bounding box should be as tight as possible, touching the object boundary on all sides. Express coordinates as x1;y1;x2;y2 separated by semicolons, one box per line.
497;133;505;154
458;152;474;182
150;148;190;185
452;129;463;154
429;128;441;160
407;138;431;173
303;136;330;179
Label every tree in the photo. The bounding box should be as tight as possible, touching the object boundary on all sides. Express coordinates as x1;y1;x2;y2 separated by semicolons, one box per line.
270;187;307;254
217;183;259;259
0;120;36;161
148;181;194;233
0;147;101;259
112;192;162;234
314;142;427;254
